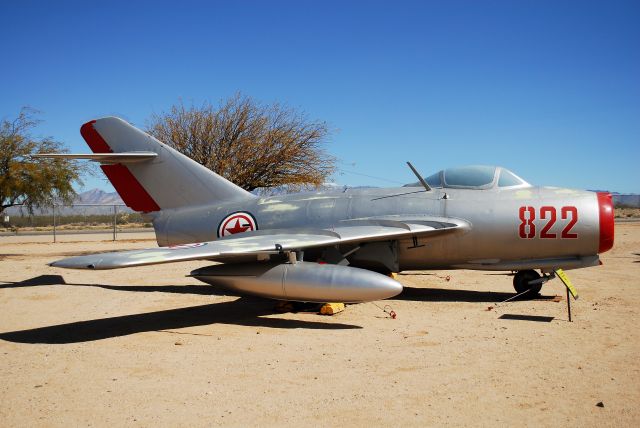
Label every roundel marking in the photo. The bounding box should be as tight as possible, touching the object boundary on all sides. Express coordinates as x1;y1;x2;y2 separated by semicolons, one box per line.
218;212;258;238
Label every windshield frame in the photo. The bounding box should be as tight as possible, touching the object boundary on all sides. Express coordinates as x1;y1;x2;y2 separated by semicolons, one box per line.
404;166;531;190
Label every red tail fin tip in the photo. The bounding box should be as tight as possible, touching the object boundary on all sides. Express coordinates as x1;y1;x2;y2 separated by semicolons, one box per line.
80;119;160;212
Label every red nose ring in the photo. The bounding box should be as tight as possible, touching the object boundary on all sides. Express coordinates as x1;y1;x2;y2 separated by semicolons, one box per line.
597;192;614;253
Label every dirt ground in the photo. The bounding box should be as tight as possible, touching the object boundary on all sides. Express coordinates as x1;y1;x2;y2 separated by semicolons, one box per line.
1;224;639;427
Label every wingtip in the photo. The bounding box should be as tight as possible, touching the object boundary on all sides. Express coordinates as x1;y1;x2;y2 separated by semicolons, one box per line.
48;259;97;269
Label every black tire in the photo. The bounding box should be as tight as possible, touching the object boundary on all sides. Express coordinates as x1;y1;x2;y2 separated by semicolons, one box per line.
513;270;542;298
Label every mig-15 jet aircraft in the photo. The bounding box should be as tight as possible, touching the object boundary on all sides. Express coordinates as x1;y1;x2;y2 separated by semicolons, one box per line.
36;117;614;303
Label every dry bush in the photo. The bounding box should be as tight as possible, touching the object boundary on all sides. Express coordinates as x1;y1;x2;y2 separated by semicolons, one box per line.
147;94;335;191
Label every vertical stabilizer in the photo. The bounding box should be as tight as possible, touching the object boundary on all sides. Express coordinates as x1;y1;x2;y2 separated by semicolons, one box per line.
81;117;255;212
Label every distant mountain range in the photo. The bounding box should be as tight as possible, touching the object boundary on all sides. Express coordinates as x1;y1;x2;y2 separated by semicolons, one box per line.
75;188;125;205
614;194;640;208
5;189;131;216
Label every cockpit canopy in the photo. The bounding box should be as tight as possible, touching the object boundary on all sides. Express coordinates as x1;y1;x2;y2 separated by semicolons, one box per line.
405;165;530;190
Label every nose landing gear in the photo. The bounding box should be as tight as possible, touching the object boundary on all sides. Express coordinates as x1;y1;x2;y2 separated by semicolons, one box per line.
513;269;543;298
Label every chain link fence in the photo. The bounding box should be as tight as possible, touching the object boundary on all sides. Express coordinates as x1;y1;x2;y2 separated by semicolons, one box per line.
1;204;153;242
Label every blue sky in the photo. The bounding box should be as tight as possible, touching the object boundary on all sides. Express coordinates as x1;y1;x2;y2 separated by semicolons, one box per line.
1;0;638;192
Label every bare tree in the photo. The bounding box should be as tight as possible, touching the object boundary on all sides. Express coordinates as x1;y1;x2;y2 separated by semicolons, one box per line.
0;108;84;215
146;94;335;191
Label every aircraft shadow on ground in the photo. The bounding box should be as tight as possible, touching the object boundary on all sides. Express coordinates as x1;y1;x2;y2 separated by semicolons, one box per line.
0;274;65;288
396;286;556;303
0;276;361;344
0;275;230;296
498;314;555;323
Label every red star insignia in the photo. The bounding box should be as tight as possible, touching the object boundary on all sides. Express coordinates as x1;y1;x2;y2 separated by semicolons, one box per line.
225;219;250;234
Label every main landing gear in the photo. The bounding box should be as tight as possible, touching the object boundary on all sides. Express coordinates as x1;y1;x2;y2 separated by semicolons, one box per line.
513;270;543;298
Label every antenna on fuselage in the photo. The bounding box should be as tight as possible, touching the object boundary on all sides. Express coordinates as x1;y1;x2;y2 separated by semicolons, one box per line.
406;162;431;191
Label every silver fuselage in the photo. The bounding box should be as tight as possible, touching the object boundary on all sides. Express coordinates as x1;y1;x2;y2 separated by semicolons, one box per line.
153;185;602;272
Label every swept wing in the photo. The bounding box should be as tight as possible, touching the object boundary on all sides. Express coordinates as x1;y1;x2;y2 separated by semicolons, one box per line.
50;216;469;270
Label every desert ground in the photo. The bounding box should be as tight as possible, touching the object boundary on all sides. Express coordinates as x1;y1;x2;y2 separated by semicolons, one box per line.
1;224;639;427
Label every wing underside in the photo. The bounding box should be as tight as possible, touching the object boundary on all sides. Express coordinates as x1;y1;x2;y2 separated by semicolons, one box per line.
49;216;470;270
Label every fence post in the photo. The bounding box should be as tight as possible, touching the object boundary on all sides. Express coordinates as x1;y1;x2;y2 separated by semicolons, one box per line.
113;205;117;241
53;204;57;243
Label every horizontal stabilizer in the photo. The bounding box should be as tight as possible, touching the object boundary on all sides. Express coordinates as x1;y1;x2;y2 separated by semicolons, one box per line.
31;152;158;164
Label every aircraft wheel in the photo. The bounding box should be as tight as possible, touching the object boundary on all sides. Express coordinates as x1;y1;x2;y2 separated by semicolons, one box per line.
513;270;542;298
